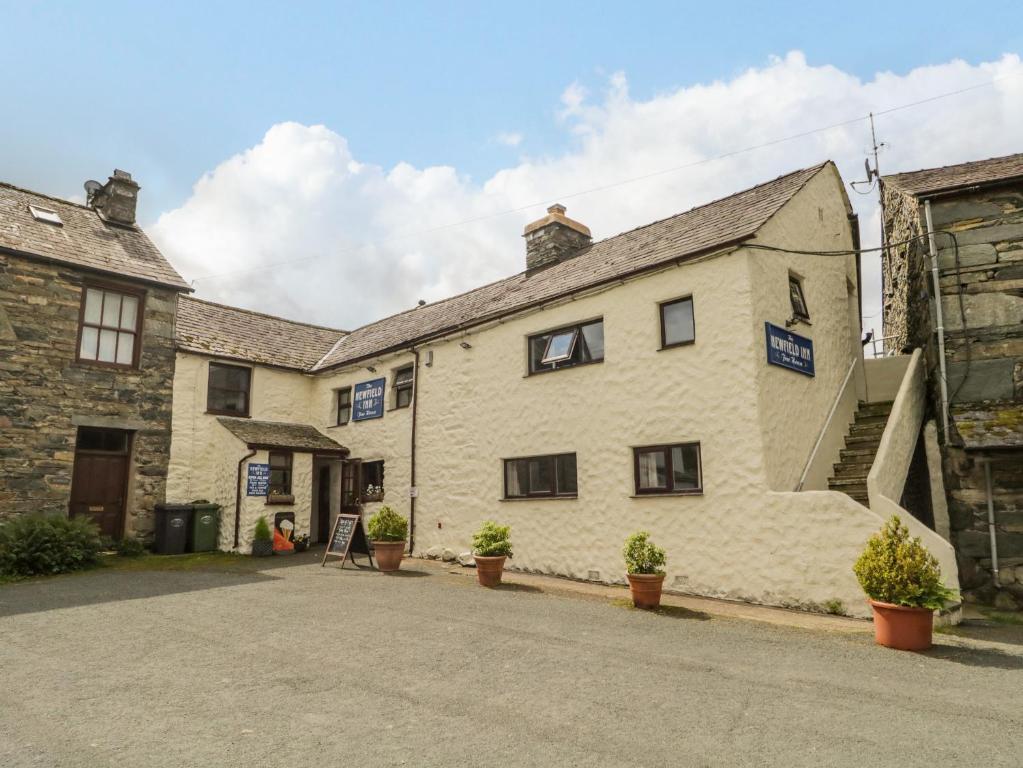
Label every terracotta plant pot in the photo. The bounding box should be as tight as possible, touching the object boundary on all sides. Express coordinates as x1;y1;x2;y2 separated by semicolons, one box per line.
251;539;273;557
474;554;507;587
373;540;405;572
869;599;934;651
627;573;666;609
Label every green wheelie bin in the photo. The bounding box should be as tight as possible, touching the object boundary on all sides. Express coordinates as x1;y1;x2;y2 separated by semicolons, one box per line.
188;501;221;552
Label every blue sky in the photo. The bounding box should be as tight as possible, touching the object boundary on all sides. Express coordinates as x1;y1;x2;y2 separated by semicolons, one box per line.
4;1;1021;222
3;2;1022;329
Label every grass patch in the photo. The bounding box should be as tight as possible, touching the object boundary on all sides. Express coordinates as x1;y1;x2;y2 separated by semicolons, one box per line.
97;551;250;573
978;608;1023;626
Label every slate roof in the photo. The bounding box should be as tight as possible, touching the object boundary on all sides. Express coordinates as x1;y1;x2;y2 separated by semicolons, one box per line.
0;182;189;290
952;403;1023;450
217;417;348;453
884;152;1023;197
312;162;829;370
176;296;345;371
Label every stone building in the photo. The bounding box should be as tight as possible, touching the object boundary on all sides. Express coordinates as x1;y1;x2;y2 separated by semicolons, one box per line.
882;152;1023;609
169;161;957;617
0;171;189;539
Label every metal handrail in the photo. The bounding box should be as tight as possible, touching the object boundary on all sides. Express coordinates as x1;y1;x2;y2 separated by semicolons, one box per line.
795;356;859;492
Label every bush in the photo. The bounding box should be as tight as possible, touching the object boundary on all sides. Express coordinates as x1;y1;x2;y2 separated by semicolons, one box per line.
367;506;408;542
0;514;104;578
623;531;666;575
115;537;147;558
472;521;512;557
254;516;272;542
853;515;956;610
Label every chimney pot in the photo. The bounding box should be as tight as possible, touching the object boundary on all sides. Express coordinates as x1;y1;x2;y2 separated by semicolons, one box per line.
523;203;591;271
90;169;140;226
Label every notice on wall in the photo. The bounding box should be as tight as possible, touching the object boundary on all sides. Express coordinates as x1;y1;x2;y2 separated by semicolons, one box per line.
353;377;386;421
246;463;270;496
765;322;815;377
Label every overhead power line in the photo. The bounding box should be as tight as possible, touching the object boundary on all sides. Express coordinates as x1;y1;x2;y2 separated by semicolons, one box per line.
192;70;1021;283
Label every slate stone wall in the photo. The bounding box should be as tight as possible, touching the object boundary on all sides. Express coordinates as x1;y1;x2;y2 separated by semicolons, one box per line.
884;180;1023;608
0;252;178;538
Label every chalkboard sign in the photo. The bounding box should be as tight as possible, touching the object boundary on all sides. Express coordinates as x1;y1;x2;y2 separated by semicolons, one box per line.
321;514;374;569
247;463;270;496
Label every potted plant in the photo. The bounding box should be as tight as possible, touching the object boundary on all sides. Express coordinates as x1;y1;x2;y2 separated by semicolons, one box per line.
293;534;310;553
472;521;512;587
623;531;666;609
251;516;273;557
853;515;956;651
366;506;408;572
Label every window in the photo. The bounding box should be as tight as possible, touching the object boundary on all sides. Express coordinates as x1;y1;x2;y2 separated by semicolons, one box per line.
76;427;129;453
28;204;62;226
529;320;603;374
789;275;809;321
393;366;414;409
633;443;702;495
207;363;251;416
268;451;293;497
361;460;384;501
660;297;695;348
77;286;142;367
504;453;577;498
336;387;352;425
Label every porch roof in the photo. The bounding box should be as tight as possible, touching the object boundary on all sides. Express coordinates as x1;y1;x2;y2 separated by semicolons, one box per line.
217;417;348;454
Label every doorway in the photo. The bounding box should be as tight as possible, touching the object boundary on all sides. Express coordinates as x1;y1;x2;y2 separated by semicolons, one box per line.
316;465;332;542
69;427;132;539
341;459;362;516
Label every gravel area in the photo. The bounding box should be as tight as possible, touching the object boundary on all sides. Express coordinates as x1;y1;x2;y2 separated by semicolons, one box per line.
1;553;1021;767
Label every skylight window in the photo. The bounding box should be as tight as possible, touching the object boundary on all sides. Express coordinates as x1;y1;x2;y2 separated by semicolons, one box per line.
28;205;62;226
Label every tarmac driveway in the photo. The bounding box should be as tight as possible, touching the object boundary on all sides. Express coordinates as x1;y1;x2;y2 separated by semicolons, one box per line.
1;553;1021;767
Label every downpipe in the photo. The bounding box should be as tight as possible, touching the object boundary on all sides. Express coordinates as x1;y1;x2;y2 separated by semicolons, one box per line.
924;200;951;443
234;449;257;549
982;458;999;584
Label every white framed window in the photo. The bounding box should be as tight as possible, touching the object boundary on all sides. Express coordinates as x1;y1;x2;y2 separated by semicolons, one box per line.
789;274;809;320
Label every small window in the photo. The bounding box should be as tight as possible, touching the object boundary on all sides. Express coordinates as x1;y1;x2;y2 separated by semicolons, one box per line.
504;453;577;498
529;319;603;374
77;286;142;367
789;275;809;320
75;427;129;453
336;387;352;425
361;460;384;501
633;443;702;495
660;297;695;348
207;363;251;416
393;366;414;409
28;204;62;226
268;451;293;497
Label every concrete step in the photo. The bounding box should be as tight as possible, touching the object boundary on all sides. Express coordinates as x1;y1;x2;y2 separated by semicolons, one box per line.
843;492;870;505
828;477;868;493
832;461;873;477
840;446;878;461
845;434;882;449
856;401;894;417
851;412;890;427
849;422;886;438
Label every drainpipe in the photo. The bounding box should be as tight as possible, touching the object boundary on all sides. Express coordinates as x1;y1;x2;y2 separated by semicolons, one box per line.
234;449;257;549
923;200;951;443
982;458;999;584
408;347;420;556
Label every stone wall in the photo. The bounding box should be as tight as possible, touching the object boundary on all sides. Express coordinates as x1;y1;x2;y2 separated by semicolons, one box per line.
880;184;930;354
884;179;1023;608
0;252;178;537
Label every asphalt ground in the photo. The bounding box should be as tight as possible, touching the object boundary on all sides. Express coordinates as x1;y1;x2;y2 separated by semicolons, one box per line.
1;552;1021;767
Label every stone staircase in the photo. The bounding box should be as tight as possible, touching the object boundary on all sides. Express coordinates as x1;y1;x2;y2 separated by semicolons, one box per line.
827;401;894;506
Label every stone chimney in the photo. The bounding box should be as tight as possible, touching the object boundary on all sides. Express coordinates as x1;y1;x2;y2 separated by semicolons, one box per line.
523;204;591;271
90;170;140;226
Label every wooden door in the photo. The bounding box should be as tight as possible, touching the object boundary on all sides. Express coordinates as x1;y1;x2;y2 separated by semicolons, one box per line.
317;465;332;542
69;428;131;539
340;459;361;516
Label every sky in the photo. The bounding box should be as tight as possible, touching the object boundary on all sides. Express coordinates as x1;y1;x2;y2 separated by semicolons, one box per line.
3;1;1023;335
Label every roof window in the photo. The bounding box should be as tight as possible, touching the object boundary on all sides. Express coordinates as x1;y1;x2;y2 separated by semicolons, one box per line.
28;205;62;226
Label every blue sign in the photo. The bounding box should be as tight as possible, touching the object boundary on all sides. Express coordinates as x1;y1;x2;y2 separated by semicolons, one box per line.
765;322;815;377
247;463;270;496
353;377;386;421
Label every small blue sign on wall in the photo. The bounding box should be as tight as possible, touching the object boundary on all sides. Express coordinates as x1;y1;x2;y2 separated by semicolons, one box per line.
765;322;815;377
353;377;386;421
247;463;270;496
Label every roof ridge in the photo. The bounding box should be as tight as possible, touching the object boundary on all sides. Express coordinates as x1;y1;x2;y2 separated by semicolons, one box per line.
180;295;348;335
883;151;1023;181
320;161;830;343
0;181;99;214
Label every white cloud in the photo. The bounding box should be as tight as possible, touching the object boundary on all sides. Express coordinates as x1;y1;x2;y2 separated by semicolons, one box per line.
494;131;523;147
152;51;1023;333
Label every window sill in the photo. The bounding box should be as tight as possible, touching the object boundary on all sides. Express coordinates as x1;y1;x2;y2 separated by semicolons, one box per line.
362;494;385;503
326;423;349;429
524;359;604;378
72;359;141;372
266;495;295;505
499;495;578;502
659;340;695;351
207;410;251;418
630;491;703;498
